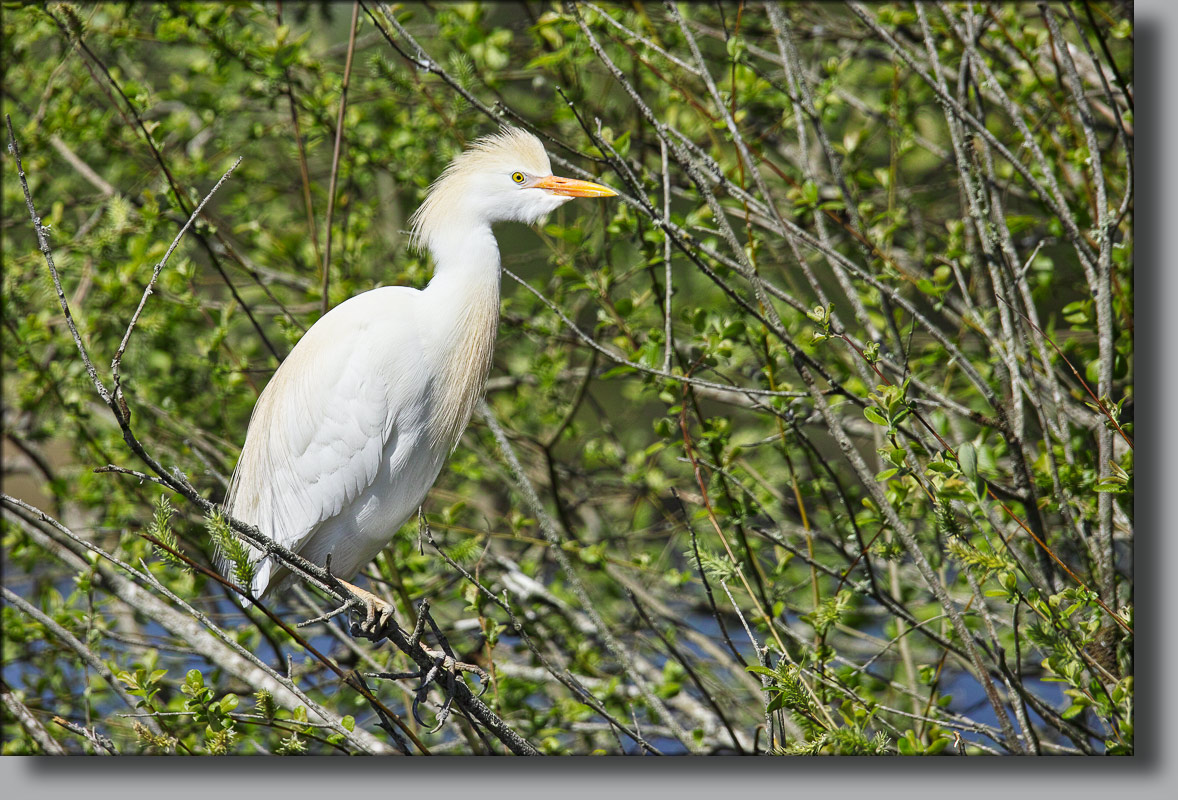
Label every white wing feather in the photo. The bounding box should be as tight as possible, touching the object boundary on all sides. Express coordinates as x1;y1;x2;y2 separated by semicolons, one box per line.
225;286;431;598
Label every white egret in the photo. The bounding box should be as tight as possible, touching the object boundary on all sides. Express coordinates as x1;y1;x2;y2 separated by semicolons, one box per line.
224;127;616;625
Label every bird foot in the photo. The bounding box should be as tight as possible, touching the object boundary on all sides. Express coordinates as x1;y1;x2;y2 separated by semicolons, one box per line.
421;646;490;689
364;599;491;732
411;648;490;731
338;579;396;636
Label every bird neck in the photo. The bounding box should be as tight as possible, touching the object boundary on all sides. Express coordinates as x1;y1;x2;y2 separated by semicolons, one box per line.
421;223;502;452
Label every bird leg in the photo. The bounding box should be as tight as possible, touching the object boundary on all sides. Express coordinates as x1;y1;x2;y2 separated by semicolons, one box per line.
337;579;396;636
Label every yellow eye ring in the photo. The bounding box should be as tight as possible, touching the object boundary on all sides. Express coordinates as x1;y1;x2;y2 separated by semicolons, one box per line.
511;171;525;184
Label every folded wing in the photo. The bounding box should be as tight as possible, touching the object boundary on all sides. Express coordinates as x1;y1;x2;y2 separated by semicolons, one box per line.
224;287;426;597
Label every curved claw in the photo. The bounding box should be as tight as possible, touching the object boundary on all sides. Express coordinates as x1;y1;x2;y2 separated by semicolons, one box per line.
411;692;427;727
411;661;441;726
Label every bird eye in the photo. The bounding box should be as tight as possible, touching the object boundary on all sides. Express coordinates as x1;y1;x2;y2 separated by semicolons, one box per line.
511;171;525;184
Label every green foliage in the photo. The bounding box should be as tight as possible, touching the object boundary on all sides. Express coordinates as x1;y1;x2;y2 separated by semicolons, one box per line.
147;494;188;572
2;1;1132;756
687;544;738;585
206;509;254;591
779;726;892;756
807;590;853;638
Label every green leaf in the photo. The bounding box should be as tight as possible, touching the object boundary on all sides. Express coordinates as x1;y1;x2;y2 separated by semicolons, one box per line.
957;443;977;481
924;737;950;755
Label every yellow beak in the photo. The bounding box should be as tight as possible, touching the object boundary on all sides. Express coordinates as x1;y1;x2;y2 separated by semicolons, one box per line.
534;175;617;198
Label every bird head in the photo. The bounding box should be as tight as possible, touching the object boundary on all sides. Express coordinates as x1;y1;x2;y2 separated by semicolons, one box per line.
409;127;616;254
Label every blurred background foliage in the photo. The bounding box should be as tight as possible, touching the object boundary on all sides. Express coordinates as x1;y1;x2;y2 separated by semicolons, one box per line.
3;2;1131;755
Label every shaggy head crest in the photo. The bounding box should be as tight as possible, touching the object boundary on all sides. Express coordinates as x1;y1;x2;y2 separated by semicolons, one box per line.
409;127;553;252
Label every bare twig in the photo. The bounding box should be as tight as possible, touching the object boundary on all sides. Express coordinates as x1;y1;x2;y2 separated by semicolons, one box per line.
320;1;361;315
111;157;243;392
51;716;117;755
275;2;323;271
